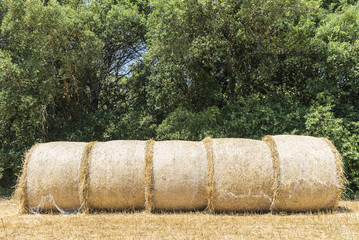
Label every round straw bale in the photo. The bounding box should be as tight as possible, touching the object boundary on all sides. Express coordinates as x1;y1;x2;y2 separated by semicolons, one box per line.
153;141;208;210
88;140;146;210
266;135;339;211
212;138;274;212
26;142;87;211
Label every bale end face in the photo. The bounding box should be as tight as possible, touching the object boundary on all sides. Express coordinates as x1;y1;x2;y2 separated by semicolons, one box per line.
14;144;39;214
321;138;346;209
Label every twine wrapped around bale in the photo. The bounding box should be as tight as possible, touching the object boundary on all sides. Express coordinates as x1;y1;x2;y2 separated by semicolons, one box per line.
262;135;343;212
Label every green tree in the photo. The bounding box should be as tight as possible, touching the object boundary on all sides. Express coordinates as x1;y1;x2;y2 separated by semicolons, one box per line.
0;0;146;190
134;0;359;196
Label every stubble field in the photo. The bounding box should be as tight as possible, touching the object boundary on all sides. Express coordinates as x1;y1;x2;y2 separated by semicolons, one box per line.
0;198;359;239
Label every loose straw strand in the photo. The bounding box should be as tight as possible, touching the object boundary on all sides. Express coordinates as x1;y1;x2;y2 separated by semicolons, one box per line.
144;139;155;213
79;141;97;214
262;135;281;213
203;137;215;213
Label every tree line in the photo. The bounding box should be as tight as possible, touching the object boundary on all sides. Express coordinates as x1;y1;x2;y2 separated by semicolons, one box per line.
0;0;358;198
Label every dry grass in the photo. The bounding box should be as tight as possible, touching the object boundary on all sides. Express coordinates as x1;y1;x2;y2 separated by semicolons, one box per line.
0;198;358;239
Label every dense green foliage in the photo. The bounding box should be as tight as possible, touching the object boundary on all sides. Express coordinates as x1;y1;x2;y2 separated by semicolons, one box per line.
0;0;358;198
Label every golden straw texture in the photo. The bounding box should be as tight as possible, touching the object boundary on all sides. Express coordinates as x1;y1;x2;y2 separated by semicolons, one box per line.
88;141;146;210
203;137;215;213
153;141;208;211
145;139;155;213
79;141;97;213
269;135;338;211
27;142;88;212
321;138;346;208
15;144;39;214
212;138;273;212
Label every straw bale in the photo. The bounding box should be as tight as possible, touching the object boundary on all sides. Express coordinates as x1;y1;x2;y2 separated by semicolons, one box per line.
26;142;87;211
212;138;274;212
266;135;339;211
20;136;343;214
153;141;208;210
88;140;146;210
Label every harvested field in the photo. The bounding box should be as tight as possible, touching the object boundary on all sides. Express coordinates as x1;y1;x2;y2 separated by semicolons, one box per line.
1;198;358;239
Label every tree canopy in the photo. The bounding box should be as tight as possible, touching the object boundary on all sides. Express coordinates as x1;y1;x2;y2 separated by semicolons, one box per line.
0;0;358;198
